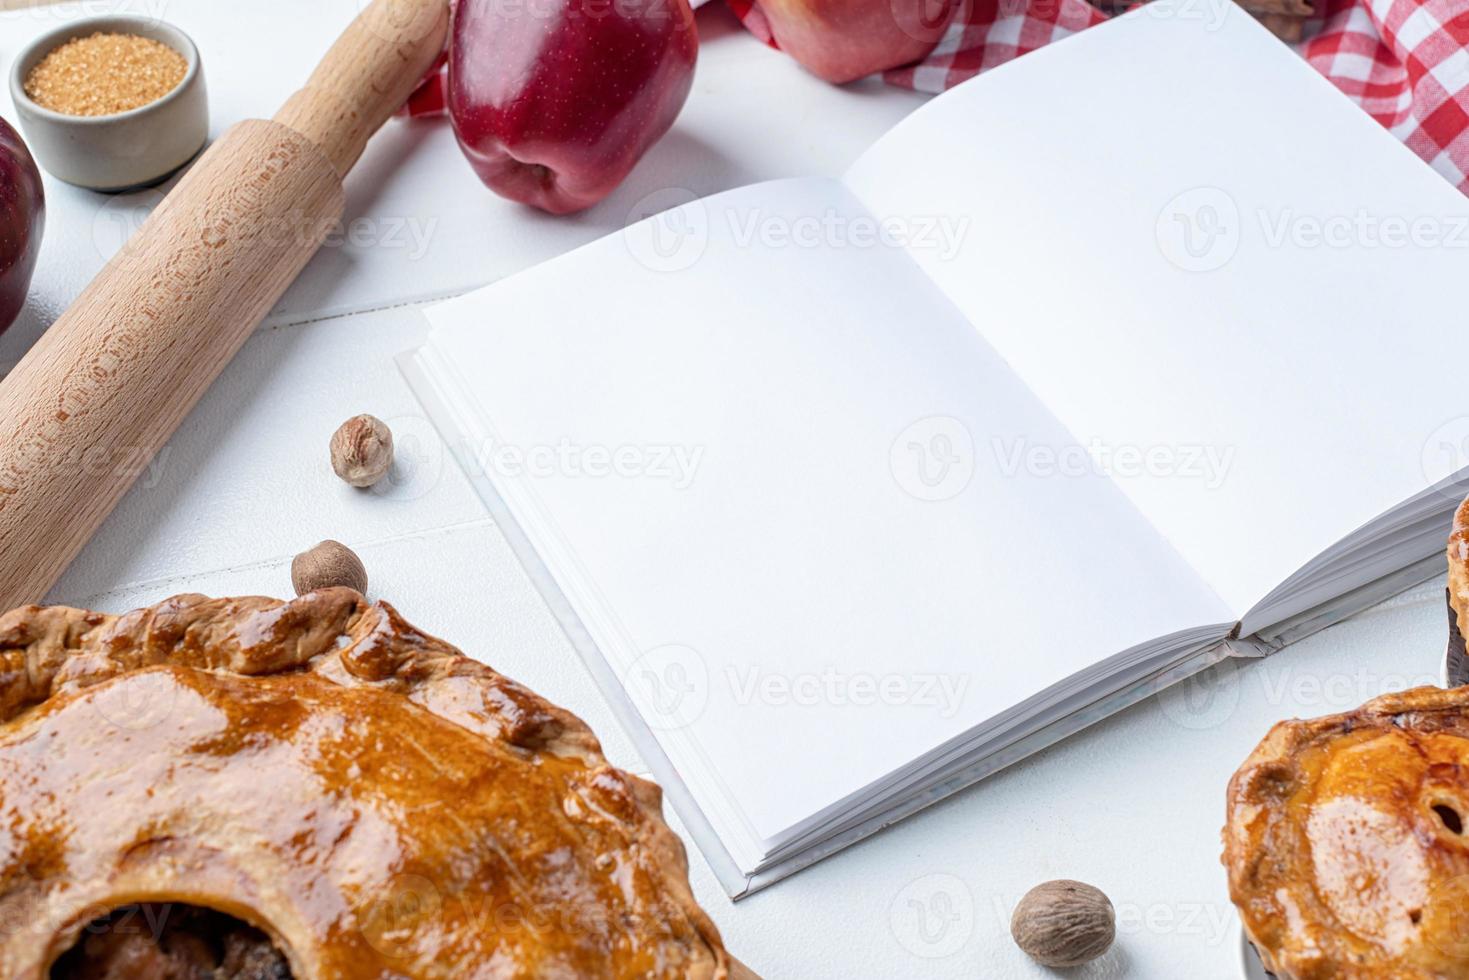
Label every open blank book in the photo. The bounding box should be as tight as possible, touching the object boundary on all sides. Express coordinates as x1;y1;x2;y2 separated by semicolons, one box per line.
403;1;1469;896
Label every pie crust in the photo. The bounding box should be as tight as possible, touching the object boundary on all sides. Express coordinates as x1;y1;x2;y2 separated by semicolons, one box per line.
1224;685;1469;979
0;589;729;978
1450;494;1469;659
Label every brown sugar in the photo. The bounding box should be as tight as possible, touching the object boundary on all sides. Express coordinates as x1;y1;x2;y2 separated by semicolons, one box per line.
24;33;188;117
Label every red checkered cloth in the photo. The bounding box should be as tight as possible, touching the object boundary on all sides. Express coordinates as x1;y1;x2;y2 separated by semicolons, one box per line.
404;0;1469;192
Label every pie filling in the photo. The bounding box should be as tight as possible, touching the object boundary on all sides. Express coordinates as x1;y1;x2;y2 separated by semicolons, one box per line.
50;904;291;980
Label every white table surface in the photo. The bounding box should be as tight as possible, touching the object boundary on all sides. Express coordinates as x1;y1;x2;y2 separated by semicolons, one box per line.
2;3;1457;977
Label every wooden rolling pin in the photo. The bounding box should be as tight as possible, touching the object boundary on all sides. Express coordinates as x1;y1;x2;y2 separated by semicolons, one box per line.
0;0;449;609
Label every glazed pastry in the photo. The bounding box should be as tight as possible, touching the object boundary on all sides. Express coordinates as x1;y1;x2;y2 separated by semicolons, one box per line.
1224;685;1469;979
1450;494;1469;674
0;590;729;978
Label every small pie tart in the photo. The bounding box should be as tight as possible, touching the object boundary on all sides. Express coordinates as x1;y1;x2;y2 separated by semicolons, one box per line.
1224;685;1469;979
0;589;730;978
1449;494;1469;670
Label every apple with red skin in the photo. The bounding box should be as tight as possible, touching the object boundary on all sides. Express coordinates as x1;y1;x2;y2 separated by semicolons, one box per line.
0;116;42;335
450;0;697;214
756;0;958;84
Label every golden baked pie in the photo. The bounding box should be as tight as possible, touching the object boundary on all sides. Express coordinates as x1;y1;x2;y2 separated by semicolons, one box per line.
1224;685;1469;979
0;589;730;978
1449;494;1469;675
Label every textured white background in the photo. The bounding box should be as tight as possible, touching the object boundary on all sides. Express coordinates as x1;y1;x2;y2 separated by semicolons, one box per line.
1;2;1456;976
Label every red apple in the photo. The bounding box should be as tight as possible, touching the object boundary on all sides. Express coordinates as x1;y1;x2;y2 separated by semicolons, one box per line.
756;0;957;84
0;117;42;335
449;0;697;214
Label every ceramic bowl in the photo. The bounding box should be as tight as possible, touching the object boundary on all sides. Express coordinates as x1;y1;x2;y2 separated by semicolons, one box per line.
9;15;207;192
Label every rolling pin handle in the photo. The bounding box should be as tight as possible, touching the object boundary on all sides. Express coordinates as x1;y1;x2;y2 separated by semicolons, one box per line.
275;0;450;175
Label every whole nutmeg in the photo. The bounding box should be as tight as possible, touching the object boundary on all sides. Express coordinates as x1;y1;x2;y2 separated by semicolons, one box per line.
292;540;368;596
330;414;393;487
1010;879;1115;968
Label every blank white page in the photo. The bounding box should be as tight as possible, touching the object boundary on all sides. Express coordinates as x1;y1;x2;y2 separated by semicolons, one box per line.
422;177;1230;844
846;2;1469;615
